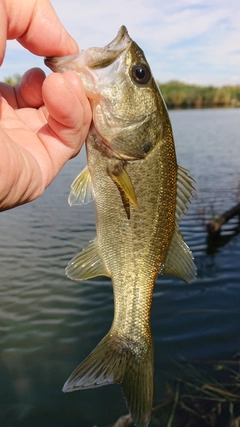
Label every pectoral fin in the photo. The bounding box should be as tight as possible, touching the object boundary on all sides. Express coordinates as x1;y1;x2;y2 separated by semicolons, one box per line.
161;228;196;283
68;166;93;206
66;238;110;280
107;162;138;219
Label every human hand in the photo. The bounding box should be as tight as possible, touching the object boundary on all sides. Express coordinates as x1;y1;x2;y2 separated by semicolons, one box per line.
0;0;92;211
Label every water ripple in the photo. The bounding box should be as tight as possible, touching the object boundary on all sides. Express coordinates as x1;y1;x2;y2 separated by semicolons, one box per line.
1;110;240;426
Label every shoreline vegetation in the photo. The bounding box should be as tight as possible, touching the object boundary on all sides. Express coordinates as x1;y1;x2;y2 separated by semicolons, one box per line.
158;80;240;109
3;74;240;109
4;74;240;110
110;358;240;427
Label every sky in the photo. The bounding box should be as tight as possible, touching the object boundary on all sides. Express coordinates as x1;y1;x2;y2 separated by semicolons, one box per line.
1;0;240;86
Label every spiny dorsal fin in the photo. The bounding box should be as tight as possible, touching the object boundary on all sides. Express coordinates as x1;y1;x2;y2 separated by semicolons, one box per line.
176;165;195;222
68;166;93;206
66;238;110;280
161;227;196;283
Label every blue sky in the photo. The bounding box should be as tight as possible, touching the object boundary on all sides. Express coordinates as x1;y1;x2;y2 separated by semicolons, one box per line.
1;0;239;86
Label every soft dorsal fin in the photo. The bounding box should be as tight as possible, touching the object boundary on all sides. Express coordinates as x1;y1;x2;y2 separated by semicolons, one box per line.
161;165;196;283
68;166;94;206
161;227;196;283
66;238;110;280
176;166;195;222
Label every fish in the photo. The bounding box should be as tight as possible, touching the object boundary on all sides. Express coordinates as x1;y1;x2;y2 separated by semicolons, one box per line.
45;26;196;427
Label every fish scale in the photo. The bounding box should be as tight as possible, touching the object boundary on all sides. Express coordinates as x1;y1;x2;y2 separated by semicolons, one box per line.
45;25;196;427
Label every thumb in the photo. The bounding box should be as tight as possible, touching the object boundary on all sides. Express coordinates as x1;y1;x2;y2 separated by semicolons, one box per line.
40;71;92;172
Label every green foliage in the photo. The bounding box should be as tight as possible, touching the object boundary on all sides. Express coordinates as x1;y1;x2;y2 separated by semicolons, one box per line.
2;74;240;109
4;74;21;85
150;360;240;427
158;80;240;109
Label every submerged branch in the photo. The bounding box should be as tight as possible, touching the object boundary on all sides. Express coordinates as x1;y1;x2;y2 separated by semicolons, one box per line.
207;202;240;237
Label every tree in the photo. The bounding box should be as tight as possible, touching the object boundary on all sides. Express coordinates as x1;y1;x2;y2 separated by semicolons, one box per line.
4;74;21;85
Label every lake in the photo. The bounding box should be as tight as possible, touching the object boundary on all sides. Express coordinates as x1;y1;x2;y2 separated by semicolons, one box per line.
0;108;240;427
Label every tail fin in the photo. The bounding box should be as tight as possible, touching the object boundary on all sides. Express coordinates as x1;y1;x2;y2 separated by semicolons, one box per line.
63;332;154;427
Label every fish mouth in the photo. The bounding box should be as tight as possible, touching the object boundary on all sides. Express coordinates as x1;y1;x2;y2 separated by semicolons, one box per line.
87;25;131;69
105;25;130;50
44;55;73;72
44;26;131;72
44;26;131;100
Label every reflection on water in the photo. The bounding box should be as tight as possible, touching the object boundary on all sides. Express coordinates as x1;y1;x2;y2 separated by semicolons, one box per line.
0;109;240;426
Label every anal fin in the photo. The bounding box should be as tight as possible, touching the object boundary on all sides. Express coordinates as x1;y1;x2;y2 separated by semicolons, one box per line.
66;238;110;280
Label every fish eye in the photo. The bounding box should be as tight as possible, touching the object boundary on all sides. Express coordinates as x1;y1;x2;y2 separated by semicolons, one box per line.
132;63;151;84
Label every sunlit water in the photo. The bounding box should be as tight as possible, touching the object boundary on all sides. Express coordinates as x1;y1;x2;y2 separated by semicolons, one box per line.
0;109;240;427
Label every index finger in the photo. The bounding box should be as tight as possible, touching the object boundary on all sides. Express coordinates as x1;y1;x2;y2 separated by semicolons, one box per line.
1;0;79;64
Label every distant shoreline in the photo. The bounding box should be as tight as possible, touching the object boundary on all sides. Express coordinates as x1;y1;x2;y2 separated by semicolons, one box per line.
4;74;240;110
158;80;240;109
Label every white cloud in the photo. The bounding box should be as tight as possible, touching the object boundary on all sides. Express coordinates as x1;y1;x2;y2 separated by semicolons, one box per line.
0;0;240;86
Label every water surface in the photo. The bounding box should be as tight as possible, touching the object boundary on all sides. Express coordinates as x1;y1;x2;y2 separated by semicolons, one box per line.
0;109;240;426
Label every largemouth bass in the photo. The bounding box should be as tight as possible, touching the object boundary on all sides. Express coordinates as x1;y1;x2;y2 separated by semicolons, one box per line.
45;26;196;427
